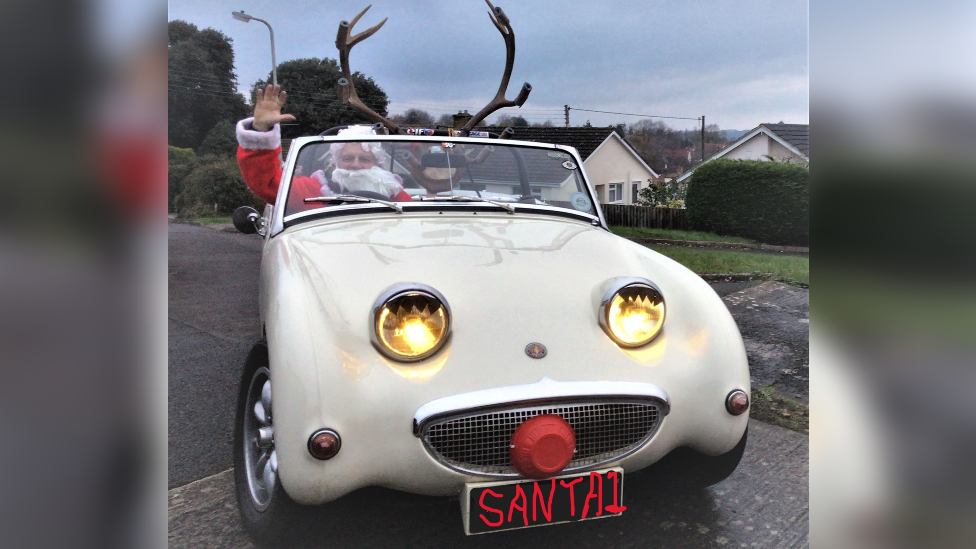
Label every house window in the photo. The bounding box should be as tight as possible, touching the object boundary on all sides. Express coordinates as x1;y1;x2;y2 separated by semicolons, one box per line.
512;186;543;196
460;182;486;192
608;183;623;203
632;183;639;203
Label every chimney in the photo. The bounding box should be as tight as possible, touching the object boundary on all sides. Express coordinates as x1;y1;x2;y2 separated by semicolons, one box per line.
452;110;472;130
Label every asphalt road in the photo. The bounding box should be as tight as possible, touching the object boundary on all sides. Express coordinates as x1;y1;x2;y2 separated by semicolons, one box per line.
168;222;809;548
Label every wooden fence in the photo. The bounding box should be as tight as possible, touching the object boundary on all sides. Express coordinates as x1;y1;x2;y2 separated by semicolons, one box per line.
600;204;687;230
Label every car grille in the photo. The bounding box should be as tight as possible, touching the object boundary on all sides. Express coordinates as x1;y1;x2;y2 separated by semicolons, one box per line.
420;400;664;476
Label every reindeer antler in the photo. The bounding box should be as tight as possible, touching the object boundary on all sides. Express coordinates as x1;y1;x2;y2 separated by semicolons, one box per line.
335;5;399;132
460;1;532;134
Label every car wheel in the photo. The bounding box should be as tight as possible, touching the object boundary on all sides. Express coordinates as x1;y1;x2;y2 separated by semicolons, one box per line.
234;345;305;546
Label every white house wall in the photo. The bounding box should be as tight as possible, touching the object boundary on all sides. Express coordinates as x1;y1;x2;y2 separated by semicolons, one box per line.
583;137;656;205
719;133;808;166
767;139;808;165
723;133;770;160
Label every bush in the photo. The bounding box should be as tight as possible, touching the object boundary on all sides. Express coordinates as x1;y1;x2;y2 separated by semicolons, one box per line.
198;120;238;157
174;154;264;218
168;146;196;212
685;159;808;245
636;180;685;208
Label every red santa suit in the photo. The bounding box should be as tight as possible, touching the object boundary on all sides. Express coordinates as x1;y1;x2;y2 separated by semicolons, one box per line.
235;118;412;213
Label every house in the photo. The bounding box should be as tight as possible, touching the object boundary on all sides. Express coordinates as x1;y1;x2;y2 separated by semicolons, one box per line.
480;126;660;205
676;123;809;185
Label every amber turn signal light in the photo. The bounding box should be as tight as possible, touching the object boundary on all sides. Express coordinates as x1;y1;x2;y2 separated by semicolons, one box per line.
726;390;749;416
308;429;342;460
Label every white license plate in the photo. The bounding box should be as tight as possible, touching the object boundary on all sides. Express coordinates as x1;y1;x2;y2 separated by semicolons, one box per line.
461;468;626;535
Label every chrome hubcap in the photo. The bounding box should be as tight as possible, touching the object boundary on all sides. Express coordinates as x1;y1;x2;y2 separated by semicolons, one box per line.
243;367;276;510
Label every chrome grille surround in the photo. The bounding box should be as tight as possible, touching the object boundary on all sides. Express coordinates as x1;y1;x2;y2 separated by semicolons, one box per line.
418;397;666;477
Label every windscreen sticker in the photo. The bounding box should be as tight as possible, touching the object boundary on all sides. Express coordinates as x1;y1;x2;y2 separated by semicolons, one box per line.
570;192;592;211
561;160;578;170
547;151;570;159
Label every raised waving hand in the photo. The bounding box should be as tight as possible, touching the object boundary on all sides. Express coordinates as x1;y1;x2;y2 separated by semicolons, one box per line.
251;84;296;131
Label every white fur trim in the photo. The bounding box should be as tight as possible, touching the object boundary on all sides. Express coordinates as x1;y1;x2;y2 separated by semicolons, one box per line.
236;117;281;150
310;170;328;187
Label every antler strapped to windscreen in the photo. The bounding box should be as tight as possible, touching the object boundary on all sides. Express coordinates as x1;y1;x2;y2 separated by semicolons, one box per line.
460;1;532;135
335;2;531;137
335;5;399;133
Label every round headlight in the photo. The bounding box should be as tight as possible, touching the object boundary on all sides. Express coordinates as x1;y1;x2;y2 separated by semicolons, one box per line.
371;284;451;362
599;278;665;348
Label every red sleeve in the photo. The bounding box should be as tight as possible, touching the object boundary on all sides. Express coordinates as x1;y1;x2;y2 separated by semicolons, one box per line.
285;176;326;214
237;146;283;205
393;190;414;202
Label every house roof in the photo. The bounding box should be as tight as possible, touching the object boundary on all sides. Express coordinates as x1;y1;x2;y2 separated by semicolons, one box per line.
676;122;809;183
480;126;659;178
480;126;618;160
761;123;808;156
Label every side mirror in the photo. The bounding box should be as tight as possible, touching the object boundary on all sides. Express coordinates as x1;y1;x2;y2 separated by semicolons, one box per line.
232;206;261;234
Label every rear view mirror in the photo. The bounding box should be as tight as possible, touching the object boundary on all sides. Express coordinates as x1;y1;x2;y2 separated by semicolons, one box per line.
420;153;468;168
233;206;261;234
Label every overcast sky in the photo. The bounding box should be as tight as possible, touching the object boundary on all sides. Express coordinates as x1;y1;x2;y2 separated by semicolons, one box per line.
168;0;808;131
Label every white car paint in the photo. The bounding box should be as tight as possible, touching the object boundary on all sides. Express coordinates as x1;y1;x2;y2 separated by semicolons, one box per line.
257;208;749;504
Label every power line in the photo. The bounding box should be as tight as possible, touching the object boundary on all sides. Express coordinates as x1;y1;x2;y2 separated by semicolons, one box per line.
569;107;701;121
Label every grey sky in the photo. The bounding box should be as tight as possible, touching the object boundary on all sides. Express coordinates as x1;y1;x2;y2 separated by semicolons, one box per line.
168;0;808;131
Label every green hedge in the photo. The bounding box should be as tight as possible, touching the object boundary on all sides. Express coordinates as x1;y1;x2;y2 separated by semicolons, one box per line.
685;159;808;246
168;146;195;212
173;154;264;218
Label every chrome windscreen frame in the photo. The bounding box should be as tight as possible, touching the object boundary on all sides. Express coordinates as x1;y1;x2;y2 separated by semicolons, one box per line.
267;135;607;237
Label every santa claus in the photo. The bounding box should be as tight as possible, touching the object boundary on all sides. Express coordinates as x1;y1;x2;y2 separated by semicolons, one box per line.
236;84;412;213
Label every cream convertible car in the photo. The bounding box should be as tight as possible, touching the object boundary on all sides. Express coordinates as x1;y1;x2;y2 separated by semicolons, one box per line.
231;129;751;542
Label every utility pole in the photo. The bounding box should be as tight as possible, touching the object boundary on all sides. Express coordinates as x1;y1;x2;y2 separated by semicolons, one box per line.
700;115;705;163
564;105;570;127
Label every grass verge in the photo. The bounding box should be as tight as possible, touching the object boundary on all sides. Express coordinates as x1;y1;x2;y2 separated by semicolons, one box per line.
749;386;808;434
648;245;809;285
610;226;756;244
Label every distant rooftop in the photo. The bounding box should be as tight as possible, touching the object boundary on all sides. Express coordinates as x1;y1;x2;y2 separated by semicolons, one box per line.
480;126;618;160
761;123;809;156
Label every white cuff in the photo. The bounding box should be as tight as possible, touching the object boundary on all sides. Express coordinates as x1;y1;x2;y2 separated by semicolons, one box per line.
236;117;281;150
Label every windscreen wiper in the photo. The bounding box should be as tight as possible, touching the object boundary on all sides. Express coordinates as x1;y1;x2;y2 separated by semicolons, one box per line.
420;195;516;214
304;194;403;213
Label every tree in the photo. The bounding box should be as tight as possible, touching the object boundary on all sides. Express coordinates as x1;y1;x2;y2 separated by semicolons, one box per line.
174;155;264;218
394;109;435;127
198;120;238;157
636;180;685;208
256;58;389;137
168;21;249;150
623;119;730;174
495;114;528;126
436;113;454;127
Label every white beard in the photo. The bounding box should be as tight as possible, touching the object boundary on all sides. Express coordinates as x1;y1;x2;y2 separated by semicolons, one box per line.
331;167;404;198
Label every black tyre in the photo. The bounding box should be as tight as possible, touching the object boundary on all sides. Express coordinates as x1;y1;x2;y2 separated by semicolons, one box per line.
234;344;306;547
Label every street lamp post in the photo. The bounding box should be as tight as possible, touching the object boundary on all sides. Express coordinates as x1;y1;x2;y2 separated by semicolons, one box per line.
232;11;277;86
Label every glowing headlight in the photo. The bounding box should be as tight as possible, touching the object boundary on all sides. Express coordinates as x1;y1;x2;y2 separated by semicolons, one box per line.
371;284;451;361
599;279;665;347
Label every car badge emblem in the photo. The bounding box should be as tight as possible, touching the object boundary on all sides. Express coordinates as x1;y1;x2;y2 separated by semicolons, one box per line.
525;342;547;359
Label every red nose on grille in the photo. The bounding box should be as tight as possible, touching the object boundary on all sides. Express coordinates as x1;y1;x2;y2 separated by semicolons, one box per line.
509;414;576;478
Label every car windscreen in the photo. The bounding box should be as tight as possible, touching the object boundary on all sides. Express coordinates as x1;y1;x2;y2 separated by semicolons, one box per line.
282;140;598;218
